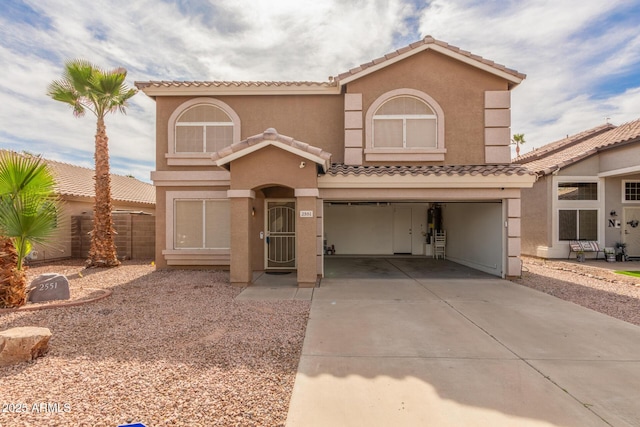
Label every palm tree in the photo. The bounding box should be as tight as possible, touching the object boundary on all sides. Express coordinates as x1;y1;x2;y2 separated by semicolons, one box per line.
512;133;526;157
0;151;60;307
47;60;137;267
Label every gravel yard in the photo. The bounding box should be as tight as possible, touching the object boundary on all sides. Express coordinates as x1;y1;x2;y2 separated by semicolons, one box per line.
2;257;640;426
0;260;310;427
514;256;640;327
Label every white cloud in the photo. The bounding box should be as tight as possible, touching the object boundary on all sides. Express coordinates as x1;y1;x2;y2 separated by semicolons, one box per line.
0;0;638;173
418;0;640;155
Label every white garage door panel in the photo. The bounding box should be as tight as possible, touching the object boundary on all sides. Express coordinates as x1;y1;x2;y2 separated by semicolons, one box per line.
324;204;393;254
443;202;502;276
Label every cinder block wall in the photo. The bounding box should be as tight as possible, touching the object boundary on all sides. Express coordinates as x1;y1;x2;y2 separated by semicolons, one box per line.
71;212;155;260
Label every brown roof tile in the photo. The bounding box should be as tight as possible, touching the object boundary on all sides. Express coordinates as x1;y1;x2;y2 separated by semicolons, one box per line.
0;150;155;205
212;128;332;169
135;80;335;89
517;119;640;175
327;164;534;177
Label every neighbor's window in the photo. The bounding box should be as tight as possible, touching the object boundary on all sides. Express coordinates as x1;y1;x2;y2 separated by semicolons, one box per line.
624;181;640;201
557;182;598;200
175;105;233;153
373;96;437;149
558;209;597;241
174;199;230;249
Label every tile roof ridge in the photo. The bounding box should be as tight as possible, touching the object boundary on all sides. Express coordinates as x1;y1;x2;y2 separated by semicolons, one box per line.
515;123;617;164
334;35;525;82
135;80;335;89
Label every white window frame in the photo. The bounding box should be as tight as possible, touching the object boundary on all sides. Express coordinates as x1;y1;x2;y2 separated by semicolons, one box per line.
552;176;604;247
372;109;437;149
364;88;446;162
164;191;229;254
622;180;640;204
166;98;241;166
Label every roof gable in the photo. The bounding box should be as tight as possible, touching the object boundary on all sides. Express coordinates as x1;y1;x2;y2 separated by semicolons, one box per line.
212;128;332;172
136;36;525;96
517;119;640;175
335;36;525;88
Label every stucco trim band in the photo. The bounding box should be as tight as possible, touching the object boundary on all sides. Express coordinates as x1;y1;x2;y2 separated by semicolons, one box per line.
295;188;320;197
227;190;256;199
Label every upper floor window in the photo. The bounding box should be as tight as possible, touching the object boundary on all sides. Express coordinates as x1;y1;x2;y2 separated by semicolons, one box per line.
557;182;598;200
364;88;445;162
167;98;241;165
176;104;233;153
373;96;437;148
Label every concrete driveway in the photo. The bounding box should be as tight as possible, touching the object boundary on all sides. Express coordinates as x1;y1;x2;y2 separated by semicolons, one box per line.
285;257;640;427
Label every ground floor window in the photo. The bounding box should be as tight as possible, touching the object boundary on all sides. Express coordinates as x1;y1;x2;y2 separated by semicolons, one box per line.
558;209;597;240
174;199;230;249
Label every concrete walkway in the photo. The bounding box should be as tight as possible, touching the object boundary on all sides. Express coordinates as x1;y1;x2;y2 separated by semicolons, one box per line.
285;257;640;427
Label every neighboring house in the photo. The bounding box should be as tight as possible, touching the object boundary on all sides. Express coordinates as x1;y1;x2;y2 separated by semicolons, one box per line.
0;150;156;261
516;119;640;259
136;36;535;286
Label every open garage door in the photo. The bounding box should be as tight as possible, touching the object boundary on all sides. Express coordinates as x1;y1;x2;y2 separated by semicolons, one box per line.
323;201;504;277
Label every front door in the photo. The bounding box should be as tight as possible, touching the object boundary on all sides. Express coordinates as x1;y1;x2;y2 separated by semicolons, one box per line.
624;207;640;257
265;200;296;269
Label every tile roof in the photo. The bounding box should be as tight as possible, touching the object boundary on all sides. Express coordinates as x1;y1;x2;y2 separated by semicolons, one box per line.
212;128;332;171
327;163;534;177
135;80;335;89
514;123;615;164
0;150;155;205
136;36;524;93
517;118;640;175
334;35;526;83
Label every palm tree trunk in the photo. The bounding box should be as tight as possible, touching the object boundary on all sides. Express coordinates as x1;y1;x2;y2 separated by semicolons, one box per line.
87;117;120;267
0;237;26;307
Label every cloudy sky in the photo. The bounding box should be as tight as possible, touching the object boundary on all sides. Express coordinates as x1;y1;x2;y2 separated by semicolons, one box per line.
1;0;639;182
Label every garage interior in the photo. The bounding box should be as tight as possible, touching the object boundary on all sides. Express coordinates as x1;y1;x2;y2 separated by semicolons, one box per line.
323;201;505;277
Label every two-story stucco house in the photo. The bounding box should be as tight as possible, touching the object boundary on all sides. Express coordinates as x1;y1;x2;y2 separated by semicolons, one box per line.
136;36;535;287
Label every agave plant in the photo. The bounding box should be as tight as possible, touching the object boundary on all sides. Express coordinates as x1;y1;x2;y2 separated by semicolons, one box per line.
0;151;60;308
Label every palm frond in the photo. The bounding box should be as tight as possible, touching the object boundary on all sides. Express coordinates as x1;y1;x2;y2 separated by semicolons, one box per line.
0;151;56;198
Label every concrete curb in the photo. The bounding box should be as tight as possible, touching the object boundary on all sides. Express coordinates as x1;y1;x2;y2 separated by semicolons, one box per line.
0;288;113;313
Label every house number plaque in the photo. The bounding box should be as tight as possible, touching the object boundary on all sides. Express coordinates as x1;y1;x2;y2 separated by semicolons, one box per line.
299;210;314;218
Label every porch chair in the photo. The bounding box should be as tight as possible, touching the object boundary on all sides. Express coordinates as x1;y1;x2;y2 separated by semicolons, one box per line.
434;230;446;259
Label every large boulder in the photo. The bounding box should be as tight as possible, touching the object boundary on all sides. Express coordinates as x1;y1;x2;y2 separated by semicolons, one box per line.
28;273;70;303
0;327;52;366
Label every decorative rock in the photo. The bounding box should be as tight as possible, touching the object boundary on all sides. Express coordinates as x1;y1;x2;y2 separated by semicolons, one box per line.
0;327;52;366
28;273;70;303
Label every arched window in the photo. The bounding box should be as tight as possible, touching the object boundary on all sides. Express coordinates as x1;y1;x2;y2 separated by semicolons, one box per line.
167;98;241;165
365;89;445;162
373;96;437;148
175;104;234;153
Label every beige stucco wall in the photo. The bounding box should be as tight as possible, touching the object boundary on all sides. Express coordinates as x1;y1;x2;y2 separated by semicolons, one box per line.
346;49;509;166
155;95;344;170
520;176;550;256
599;143;640;173
154;185;228;269
228;146;319;285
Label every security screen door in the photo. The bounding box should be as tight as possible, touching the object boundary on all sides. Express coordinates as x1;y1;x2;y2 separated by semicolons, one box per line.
266;200;296;269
